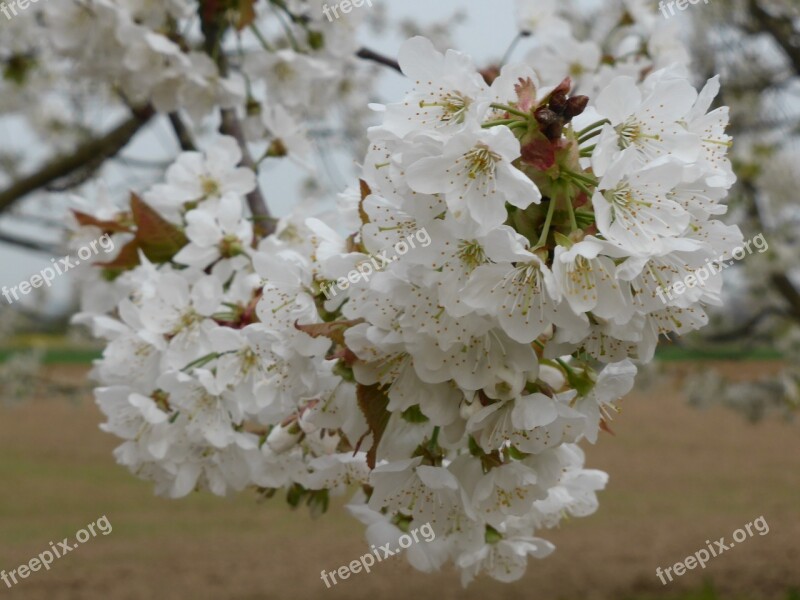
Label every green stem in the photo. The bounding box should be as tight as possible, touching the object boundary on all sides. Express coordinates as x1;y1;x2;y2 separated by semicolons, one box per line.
181;352;220;372
578;128;604;145
482;118;519;128
533;198;557;250
490;103;531;120
555;358;576;378
429;426;441;451
565;195;578;231
250;24;274;51
271;3;300;51
576;119;611;138
571;178;596;199
500;32;525;67
564;169;599;187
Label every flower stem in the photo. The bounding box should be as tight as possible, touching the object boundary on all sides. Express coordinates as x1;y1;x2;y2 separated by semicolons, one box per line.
490;103;531;120
578;128;604;145
482;119;519;128
533;198;557;250
575;119;610;138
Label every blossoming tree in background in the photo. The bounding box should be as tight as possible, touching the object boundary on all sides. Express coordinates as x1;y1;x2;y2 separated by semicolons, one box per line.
0;0;784;584
679;0;800;421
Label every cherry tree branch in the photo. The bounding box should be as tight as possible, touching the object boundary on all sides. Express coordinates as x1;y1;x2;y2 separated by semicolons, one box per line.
749;0;800;74
219;108;275;236
704;306;788;342
168;112;197;151
0;105;155;214
0;230;60;254
772;273;800;321
356;47;402;73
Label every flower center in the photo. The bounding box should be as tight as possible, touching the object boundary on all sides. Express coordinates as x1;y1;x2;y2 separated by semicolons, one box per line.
274;62;294;81
616;119;661;150
463;144;500;180
420;92;471;124
200;177;220;197
458;240;486;270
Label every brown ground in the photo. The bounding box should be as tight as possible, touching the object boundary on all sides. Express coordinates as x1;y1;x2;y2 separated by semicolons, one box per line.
0;362;798;600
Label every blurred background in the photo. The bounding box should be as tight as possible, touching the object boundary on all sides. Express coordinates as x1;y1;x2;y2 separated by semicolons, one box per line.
1;0;798;598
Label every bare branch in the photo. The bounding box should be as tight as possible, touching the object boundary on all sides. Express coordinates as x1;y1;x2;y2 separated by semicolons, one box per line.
356;47;402;73
772;273;800;321
0;106;155;214
749;0;800;74
0;231;60;255
219;108;275;236
168;112;197;151
704;306;788;342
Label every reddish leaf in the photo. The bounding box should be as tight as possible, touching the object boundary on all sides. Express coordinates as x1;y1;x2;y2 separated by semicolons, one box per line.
295;319;364;347
72;210;131;234
96;238;141;272
130;193;188;263
237;0;257;30
355;383;391;469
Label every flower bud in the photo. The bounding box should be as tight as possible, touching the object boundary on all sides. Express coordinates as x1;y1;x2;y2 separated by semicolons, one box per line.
266;424;302;453
549;92;569;114
564;95;589;119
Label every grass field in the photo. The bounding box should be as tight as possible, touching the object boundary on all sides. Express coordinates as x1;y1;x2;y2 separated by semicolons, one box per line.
0;363;798;600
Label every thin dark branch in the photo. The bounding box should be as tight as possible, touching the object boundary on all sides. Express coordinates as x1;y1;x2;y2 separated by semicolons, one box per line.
704;306;787;342
356;47;402;73
219;109;275;236
0;231;60;255
749;0;800;74
0;106;155;214
772;273;800;321
168;112;197;151
204;12;274;236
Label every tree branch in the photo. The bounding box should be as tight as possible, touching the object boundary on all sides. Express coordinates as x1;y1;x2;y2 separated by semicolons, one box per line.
219;108;275;236
0;105;155;214
704;306;787;342
0;231;60;254
749;0;800;74
772;273;800;321
168;111;197;151
356;47;402;73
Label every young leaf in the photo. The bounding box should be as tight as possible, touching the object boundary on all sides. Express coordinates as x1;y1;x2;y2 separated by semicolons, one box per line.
355;383;391;469
130;193;188;262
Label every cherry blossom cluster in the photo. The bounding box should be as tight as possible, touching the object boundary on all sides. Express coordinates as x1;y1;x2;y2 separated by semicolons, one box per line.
62;0;743;587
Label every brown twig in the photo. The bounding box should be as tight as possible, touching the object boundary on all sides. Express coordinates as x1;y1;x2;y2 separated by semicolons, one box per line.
356;47;402;73
0;106;155;214
168;112;198;151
